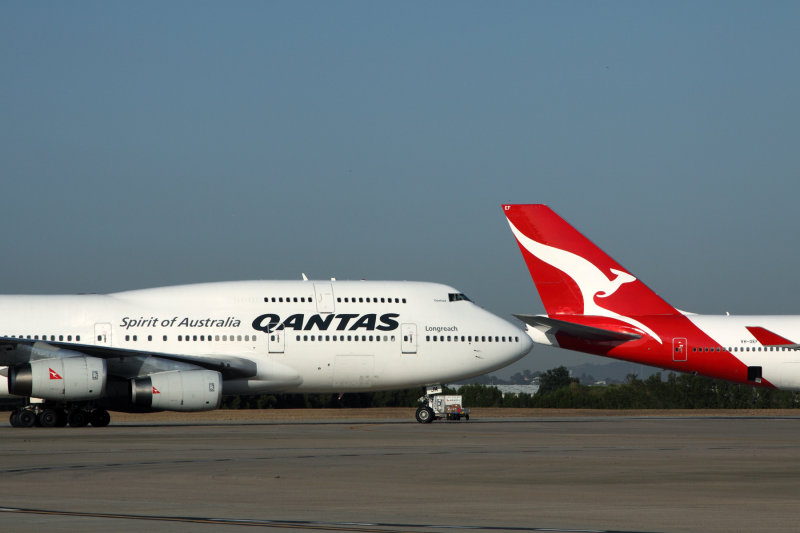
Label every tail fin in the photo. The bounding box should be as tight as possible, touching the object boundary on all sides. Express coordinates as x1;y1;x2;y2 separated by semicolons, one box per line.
502;204;679;319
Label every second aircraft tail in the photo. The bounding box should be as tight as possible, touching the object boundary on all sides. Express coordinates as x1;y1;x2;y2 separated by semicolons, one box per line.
502;204;681;329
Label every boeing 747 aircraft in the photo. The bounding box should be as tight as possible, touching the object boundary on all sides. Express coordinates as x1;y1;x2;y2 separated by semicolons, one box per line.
503;204;800;390
0;279;531;427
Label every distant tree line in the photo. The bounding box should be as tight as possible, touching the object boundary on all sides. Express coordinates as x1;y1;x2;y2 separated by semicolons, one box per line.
528;369;800;409
219;366;800;409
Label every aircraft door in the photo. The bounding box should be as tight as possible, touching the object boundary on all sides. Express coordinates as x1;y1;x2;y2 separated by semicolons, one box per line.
268;329;285;353
401;323;417;354
673;338;687;362
94;323;112;346
314;283;335;314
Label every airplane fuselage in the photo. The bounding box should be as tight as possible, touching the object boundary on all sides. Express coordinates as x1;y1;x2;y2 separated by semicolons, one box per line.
528;313;800;388
0;280;531;402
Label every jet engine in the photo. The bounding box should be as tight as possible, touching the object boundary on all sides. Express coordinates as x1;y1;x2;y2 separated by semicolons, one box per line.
7;356;107;401
130;369;222;411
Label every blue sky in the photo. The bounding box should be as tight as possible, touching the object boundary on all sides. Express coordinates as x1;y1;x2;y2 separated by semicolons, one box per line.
2;2;799;374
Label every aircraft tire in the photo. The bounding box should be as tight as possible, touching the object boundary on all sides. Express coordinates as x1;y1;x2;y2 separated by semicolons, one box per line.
68;409;90;428
17;409;36;428
10;410;20;428
55;409;68;427
90;409;111;427
38;409;59;428
415;406;434;424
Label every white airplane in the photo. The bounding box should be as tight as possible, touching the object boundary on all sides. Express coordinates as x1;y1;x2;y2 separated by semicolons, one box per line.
0;279;532;427
503;204;800;390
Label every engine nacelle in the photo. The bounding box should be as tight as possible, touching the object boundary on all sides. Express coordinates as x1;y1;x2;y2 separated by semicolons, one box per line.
0;368;13;398
8;356;107;401
131;369;221;412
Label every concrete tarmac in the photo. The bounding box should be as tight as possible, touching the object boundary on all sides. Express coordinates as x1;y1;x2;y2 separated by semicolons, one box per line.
2;411;800;533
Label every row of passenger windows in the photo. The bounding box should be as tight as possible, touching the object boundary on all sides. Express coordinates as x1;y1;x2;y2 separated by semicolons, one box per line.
5;334;81;342
124;334;257;342
338;296;406;304
690;346;794;353
264;296;407;304
293;334;397;342
428;335;521;343
286;334;521;343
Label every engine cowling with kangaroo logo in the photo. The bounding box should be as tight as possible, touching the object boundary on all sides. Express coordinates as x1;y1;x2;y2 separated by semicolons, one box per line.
7;355;107;401
131;369;222;411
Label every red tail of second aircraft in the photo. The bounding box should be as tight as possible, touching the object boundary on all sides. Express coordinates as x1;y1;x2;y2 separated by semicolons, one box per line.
503;204;679;319
502;204;793;389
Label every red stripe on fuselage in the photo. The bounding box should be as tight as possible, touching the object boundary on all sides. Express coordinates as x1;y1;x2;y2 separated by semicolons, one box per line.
552;314;773;388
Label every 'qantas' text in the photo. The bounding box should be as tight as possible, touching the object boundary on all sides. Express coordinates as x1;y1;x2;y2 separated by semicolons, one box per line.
252;313;400;333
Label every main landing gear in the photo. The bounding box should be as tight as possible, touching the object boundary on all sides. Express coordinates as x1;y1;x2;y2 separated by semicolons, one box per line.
9;404;111;428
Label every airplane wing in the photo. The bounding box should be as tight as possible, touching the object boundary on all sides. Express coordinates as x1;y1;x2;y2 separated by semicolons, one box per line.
745;327;800;350
0;337;258;379
514;314;642;342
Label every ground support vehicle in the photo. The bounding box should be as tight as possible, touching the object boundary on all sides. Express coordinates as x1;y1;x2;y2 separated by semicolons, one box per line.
415;386;470;423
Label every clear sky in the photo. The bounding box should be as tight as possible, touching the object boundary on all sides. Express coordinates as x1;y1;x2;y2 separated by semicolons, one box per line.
2;2;799;375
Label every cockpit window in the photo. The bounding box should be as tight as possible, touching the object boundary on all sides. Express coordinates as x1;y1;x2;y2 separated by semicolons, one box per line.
448;293;472;302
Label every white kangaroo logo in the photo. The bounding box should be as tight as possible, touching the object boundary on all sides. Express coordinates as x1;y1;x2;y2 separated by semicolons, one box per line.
508;220;662;343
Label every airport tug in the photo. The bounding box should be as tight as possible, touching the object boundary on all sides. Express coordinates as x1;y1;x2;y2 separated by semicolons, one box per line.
415;385;470;423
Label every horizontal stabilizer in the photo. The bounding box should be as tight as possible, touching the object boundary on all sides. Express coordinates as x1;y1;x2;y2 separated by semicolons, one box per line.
514;314;642;342
746;326;800;350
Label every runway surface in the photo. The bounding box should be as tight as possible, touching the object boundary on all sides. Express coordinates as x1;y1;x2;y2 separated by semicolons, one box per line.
2;411;800;533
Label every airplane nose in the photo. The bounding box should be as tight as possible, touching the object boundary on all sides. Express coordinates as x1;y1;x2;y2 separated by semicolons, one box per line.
512;326;534;362
491;322;533;370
